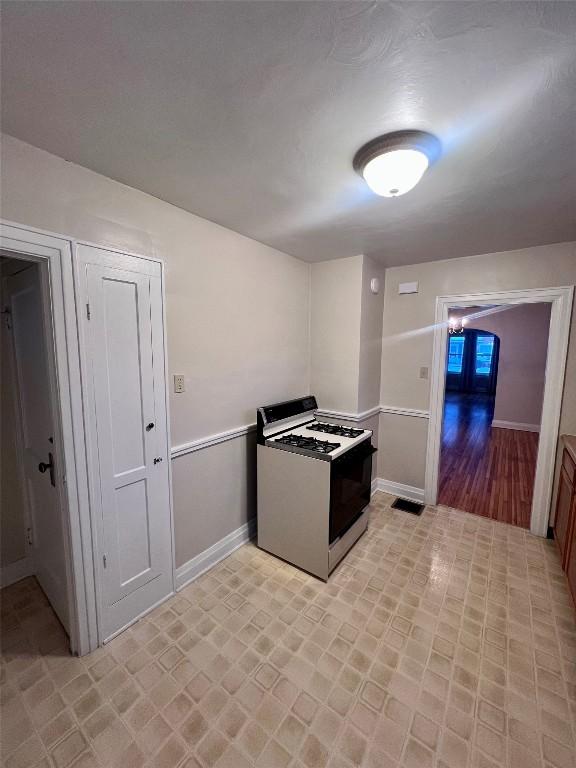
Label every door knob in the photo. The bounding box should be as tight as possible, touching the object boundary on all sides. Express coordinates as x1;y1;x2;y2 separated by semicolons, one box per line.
146;423;155;431
38;452;56;487
154;457;163;464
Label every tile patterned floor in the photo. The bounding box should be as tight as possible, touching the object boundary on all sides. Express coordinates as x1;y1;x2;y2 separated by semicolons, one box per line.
2;492;576;768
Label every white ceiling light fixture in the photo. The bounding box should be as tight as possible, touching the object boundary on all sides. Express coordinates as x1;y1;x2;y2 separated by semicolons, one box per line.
449;315;468;335
353;130;441;197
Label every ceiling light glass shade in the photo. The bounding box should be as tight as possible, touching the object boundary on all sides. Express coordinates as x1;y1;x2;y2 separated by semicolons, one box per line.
362;148;429;197
353;130;441;198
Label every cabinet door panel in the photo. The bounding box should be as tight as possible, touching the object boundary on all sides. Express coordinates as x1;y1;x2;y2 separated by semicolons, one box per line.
563;450;575;486
566;496;576;603
555;464;574;566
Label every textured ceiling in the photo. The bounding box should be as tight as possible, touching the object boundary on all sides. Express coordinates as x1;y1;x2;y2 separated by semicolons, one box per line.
2;1;576;266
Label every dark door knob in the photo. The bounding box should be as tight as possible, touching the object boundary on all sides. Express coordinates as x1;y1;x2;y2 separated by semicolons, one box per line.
154;457;163;464
38;452;56;487
146;423;155;431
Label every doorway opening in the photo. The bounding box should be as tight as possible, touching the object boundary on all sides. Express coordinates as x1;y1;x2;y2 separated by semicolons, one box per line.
437;302;551;528
1;254;72;650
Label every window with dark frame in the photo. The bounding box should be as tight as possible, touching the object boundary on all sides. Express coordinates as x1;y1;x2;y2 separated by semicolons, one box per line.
475;335;495;375
447;335;465;374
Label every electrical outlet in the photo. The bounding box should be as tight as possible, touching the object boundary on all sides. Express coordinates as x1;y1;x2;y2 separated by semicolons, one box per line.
174;375;185;393
419;366;429;380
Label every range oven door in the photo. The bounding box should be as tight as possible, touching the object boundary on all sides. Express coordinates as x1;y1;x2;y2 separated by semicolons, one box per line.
329;440;377;544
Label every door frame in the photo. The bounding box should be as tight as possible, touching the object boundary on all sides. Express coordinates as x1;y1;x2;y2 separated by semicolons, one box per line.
0;221;97;654
425;286;574;537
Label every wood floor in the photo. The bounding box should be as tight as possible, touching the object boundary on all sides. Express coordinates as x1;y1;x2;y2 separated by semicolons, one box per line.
438;392;539;528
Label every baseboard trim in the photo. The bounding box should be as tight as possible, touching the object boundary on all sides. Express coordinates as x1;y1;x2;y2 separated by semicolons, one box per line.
492;420;540;433
0;556;34;589
175;519;257;591
373;478;426;504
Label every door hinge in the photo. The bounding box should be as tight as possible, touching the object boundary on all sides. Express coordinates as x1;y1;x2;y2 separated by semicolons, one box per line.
86;303;91;320
1;307;11;330
26;527;33;547
103;554;107;568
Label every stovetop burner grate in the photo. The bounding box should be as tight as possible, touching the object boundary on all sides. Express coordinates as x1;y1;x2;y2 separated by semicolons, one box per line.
308;422;364;439
274;434;341;454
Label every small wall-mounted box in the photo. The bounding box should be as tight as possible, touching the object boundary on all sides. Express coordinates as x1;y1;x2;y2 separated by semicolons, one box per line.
398;281;419;294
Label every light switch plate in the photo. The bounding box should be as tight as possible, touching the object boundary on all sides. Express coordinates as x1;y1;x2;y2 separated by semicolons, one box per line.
419;366;429;380
174;375;185;393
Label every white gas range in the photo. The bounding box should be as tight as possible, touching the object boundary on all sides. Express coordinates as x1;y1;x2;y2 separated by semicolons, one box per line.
256;395;376;580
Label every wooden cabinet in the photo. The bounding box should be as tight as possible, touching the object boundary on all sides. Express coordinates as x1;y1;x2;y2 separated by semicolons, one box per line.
556;460;575;564
554;436;576;605
567;515;576;604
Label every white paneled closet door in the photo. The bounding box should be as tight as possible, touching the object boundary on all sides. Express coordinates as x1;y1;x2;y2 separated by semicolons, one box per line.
76;245;173;642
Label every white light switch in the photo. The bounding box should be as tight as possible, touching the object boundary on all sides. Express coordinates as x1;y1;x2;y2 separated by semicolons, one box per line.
419;367;429;380
174;375;185;393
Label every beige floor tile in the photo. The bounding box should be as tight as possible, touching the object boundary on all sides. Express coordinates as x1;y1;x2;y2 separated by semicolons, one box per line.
2;493;576;768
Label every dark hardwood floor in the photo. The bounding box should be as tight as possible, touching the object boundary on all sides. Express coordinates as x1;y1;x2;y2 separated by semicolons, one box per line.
438;392;539;528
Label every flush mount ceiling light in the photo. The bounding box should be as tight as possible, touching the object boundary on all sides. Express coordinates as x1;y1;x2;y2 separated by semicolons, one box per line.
353;130;441;197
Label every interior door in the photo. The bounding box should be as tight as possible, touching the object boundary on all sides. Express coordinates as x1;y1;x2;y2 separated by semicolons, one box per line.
77;246;173;642
5;264;70;631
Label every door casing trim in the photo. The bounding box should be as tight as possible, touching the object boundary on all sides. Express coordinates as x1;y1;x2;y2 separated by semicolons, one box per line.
425;286;574;537
0;221;96;654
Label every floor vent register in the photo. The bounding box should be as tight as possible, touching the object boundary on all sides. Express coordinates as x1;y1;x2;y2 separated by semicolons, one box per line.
391;497;425;516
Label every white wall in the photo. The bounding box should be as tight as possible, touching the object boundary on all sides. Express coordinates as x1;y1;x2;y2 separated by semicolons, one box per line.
308;254;384;480
310;255;363;413
359;256;385;413
310;253;384;415
1;135;311;568
378;242;576;497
